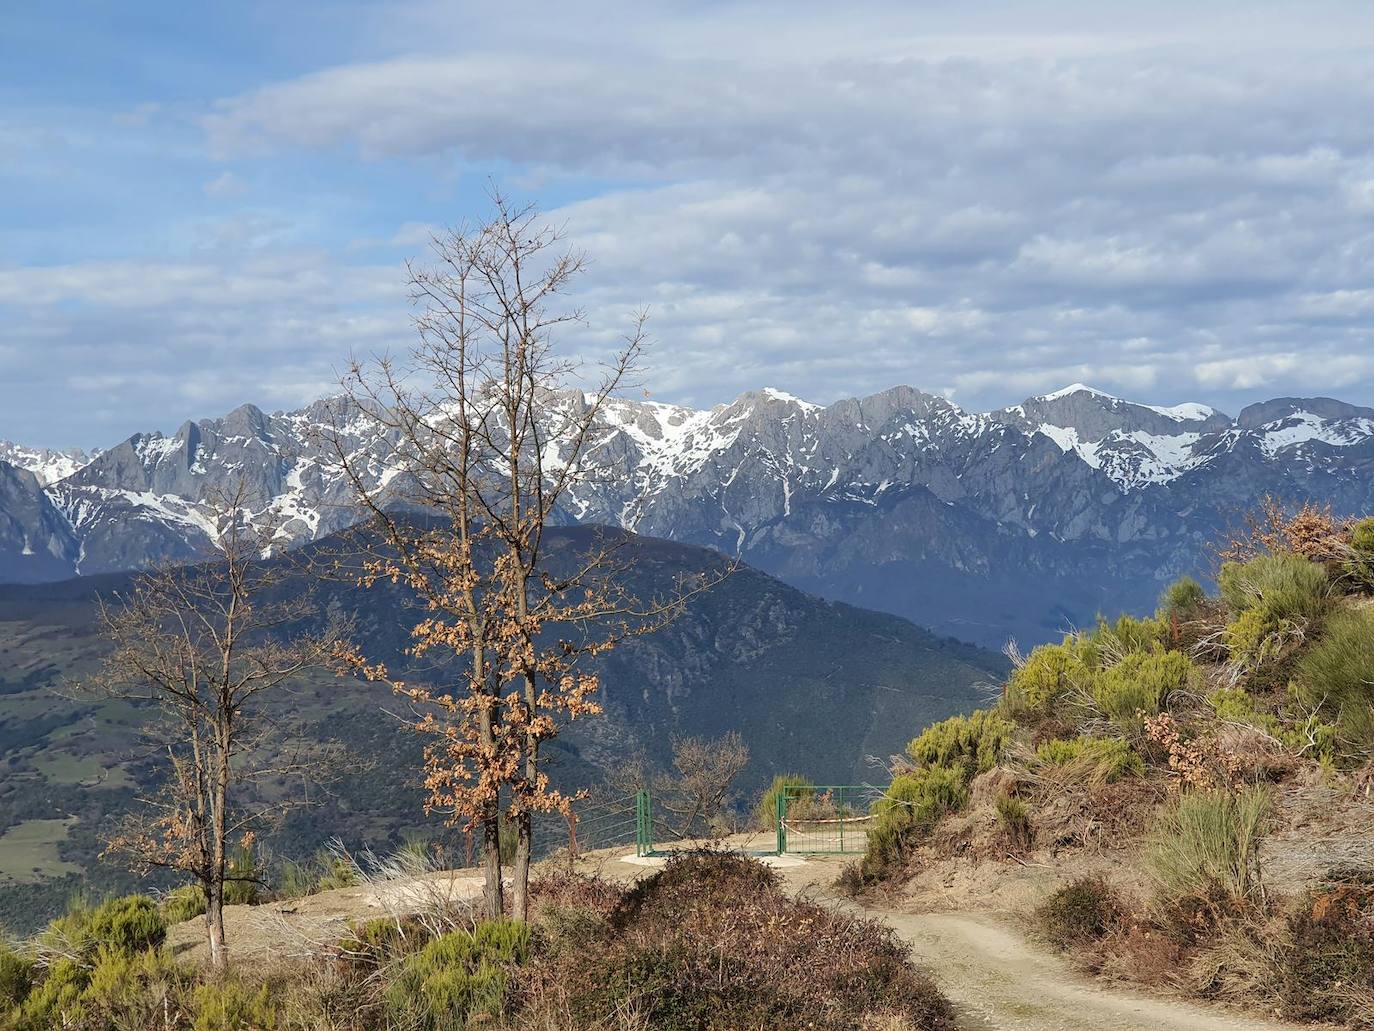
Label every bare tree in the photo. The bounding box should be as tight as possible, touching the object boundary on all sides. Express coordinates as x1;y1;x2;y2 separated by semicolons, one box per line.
92;487;350;970
614;733;751;840
326;190;721;922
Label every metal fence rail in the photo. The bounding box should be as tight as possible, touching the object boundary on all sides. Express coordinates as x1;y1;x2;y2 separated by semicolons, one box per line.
777;784;881;854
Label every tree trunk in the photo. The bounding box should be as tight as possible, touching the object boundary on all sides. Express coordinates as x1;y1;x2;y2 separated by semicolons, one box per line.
205;881;227;972
512;812;532;922
481;815;504;921
209;718;231;972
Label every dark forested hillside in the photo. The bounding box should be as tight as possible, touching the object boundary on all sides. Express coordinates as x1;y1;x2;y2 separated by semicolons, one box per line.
0;525;1003;932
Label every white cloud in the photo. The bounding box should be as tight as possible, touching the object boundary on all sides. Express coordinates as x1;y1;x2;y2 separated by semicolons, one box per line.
8;1;1374;446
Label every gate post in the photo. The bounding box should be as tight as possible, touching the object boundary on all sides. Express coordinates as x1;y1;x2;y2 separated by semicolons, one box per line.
635;790;652;857
776;790;788;855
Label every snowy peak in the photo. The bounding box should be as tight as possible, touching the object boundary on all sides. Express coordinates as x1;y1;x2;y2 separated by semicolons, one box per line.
0;441;92;486
5;382;1374;584
991;385;1234;489
1228;398;1374;461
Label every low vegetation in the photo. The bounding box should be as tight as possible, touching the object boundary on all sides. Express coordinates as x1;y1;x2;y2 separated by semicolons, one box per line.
854;497;1374;1028
0;852;954;1030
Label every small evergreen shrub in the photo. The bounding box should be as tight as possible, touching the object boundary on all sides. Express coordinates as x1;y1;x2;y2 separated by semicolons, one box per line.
1278;885;1374;1023
905;709;1014;777
1160;576;1208;623
1144;787;1269;905
1090;613;1166;658
224;846;261;906
1218;552;1332;625
1034;876;1123;950
17;956;89;1028
161;885;206;924
338;916;430;967
278;849;360;900
88;895;166;956
1005;641;1092;713
994;794;1033;852
191;978;278;1031
0;940;33;1010
753;774;814;830
1296;606;1374;756
41;894;166;961
1033;736;1143;783
1091;650;1193;733
551;852;956;1030
1347;516;1374;591
382;919;529;1030
862;765;969;880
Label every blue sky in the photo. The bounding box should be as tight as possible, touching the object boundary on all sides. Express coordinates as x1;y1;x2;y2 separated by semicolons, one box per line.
6;2;1374;448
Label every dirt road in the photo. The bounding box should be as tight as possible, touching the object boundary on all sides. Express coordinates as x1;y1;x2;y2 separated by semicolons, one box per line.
610;847;1304;1031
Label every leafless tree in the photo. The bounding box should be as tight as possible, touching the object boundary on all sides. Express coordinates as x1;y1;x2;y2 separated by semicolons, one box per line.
91;485;351;970
614;733;751;840
324;190;724;922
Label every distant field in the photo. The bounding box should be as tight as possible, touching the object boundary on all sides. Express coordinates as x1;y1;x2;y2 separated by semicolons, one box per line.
29;752;134;789
0;817;81;884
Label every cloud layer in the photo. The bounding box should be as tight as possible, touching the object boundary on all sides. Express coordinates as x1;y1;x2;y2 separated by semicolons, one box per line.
5;2;1374;446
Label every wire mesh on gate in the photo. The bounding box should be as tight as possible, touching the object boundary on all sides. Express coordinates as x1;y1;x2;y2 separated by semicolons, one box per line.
562;793;643;859
777;784;882;854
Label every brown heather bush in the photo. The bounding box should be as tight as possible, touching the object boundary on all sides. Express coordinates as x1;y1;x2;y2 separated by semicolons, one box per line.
521;850;955;1030
1034;876;1125;952
1277;883;1374;1025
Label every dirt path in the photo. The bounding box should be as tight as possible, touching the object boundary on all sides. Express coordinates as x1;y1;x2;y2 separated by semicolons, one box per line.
850;906;1294;1031
602;844;1303;1031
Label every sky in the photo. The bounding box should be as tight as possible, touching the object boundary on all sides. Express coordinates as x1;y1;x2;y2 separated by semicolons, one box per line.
5;1;1374;449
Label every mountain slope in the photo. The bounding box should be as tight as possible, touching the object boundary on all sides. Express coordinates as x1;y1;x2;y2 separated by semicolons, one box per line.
0;526;1003;930
3;384;1373;645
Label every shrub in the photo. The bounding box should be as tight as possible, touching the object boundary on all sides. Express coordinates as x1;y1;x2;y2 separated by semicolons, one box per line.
1144;787;1269;905
753;774;814;830
994;794;1033;852
191;978;278;1031
1278;884;1374;1023
1004;641;1091;713
905;709;1014;776
0;940;33;1010
1346;516;1374;591
553;852;955;1030
1033;736;1143;783
1034;876;1123;950
1091;650;1193;733
1217;552;1332;625
17;956;89;1028
338;916;430;966
1090;613;1166;659
382;919;529;1030
1160;576;1208;623
278;849;360;900
161;885;206;924
224;846;261;906
862;765;969;880
83;947;188;1027
87;895;166;956
1296;606;1374;757
41;894;166;962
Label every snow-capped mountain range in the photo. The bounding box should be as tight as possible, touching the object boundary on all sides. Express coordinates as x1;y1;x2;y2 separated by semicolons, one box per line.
2;383;1372;646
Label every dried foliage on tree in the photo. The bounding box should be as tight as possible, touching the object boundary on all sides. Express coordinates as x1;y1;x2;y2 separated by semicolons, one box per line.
325;192;724;922
90;488;351;970
1215;495;1352;567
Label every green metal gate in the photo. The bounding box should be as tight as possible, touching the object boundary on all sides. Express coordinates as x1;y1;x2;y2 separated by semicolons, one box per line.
776;784;879;854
